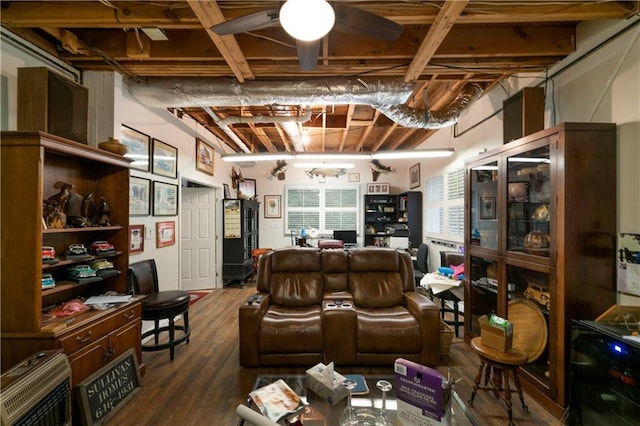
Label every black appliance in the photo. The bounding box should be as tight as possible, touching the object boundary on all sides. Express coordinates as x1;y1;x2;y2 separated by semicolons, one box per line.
568;320;640;425
333;230;357;247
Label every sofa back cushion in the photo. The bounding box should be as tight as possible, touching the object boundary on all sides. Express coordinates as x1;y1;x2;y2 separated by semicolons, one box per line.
349;248;409;308
321;249;349;292
269;248;323;307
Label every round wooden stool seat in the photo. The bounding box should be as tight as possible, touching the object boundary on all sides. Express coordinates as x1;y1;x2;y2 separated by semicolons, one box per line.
470;337;528;365
141;290;190;316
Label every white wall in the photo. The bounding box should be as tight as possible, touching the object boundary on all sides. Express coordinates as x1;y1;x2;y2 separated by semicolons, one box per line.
110;72;234;290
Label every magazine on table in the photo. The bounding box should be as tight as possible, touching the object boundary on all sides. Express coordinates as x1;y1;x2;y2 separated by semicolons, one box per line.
249;379;307;422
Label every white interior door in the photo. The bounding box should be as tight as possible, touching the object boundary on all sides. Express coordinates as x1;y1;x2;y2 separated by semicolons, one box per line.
181;187;217;290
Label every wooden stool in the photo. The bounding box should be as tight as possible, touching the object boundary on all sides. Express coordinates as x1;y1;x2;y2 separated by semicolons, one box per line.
468;337;528;425
468;299;548;425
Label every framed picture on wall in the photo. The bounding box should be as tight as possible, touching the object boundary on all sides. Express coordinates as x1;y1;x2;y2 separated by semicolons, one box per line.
129;224;144;254
410;163;421;189
481;196;497;219
120;125;150;172
264;195;281;218
129;176;150;216
238;178;256;199
153;181;178;216
195;138;214;175
367;183;390;194
156;221;176;248
152;139;178;179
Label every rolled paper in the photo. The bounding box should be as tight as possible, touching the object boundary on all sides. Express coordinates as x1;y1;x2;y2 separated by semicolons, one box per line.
236;404;280;426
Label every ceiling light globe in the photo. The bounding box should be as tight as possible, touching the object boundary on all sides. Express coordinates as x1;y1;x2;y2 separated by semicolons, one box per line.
280;0;335;42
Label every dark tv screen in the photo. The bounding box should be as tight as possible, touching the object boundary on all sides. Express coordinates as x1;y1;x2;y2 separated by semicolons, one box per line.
333;230;357;245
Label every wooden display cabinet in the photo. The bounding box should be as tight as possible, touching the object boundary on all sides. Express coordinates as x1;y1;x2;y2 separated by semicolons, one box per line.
222;199;259;286
464;122;617;417
0;131;142;385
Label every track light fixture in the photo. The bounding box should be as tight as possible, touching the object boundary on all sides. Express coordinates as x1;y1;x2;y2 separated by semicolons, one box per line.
221;149;455;163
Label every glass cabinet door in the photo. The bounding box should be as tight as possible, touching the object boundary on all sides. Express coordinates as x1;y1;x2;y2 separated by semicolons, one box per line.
506;263;551;386
468;255;499;335
470;161;499;250
506;144;551;257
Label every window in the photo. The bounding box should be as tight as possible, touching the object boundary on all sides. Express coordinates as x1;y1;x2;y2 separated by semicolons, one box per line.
286;186;359;234
447;169;465;236
424;168;465;239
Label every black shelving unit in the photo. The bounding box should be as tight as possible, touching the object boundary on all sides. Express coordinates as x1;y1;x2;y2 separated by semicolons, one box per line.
399;191;423;248
222;199;259;286
363;191;422;248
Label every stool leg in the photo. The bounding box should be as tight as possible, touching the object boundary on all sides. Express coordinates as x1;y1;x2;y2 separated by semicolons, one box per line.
440;299;446;319
500;369;513;425
483;363;492;386
453;301;460;337
168;316;176;361
512;369;528;413
469;360;485;406
491;366;503;399
183;310;190;344
154;319;160;344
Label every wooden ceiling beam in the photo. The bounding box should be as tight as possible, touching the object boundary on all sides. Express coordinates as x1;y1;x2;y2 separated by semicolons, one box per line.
247;124;276;152
405;0;469;82
60;25;575;62
187;0;254;82
1;1;632;28
338;104;356;152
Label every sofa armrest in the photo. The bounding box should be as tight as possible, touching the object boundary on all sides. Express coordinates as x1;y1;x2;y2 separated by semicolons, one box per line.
404;292;441;367
322;301;357;365
239;293;270;367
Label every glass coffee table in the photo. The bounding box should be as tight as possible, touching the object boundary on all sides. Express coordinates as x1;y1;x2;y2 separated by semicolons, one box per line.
239;373;478;425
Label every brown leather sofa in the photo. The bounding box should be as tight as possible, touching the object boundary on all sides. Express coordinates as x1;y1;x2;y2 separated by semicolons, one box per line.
239;247;441;367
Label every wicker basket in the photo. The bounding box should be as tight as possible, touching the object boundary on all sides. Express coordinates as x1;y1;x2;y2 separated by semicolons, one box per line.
440;321;454;356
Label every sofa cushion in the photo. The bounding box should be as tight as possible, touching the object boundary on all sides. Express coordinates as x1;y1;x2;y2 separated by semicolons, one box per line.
348;248;403;307
355;306;422;353
321;249;349;292
271;273;324;306
350;272;404;308
259;306;323;353
269;248;323;306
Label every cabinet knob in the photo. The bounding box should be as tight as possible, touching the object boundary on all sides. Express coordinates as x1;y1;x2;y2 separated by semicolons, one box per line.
122;310;135;320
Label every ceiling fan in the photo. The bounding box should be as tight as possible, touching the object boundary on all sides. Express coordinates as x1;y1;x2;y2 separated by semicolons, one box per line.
211;0;404;71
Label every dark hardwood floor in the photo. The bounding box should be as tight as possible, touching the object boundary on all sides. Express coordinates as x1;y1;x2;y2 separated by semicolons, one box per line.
106;283;563;425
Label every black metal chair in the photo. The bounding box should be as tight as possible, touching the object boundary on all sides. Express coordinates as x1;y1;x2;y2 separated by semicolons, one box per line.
438;251;465;337
413;243;429;288
128;259;191;360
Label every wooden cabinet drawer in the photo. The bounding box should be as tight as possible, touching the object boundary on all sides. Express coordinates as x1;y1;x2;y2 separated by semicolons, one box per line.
59;302;141;353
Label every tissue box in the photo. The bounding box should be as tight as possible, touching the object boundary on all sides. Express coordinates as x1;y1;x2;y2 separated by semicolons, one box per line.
305;363;348;406
479;315;512;352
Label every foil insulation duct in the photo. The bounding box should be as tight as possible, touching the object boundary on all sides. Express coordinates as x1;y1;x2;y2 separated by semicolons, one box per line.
128;77;412;108
373;84;484;129
127;77;482;129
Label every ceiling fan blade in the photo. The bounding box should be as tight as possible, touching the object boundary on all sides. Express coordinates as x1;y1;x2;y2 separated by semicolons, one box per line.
210;8;280;35
297;40;321;71
333;5;403;41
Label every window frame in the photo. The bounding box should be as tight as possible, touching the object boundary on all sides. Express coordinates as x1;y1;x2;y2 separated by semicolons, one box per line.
285;185;360;235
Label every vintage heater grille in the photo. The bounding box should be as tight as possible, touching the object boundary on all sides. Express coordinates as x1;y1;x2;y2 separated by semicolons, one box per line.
1;350;72;426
